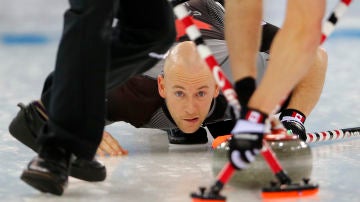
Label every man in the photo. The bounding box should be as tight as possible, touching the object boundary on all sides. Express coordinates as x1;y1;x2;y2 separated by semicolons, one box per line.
9;0;327;158
224;0;326;171
99;42;327;154
11;0;175;196
98;0;327;154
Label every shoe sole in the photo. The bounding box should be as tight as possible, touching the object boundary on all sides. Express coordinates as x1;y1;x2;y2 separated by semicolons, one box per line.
9;105;106;182
21;169;66;196
71;162;106;182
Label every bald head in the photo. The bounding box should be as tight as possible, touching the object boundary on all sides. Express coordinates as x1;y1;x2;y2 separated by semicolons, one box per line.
163;41;210;78
157;41;220;133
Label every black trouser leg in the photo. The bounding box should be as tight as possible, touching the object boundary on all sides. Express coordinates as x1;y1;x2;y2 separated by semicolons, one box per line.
38;0;115;160
107;0;176;89
38;0;175;160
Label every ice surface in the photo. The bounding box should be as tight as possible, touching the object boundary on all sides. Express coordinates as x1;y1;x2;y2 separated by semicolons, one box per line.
0;0;359;201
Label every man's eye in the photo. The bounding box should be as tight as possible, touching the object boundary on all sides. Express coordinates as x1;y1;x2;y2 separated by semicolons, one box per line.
197;91;206;97
175;91;184;97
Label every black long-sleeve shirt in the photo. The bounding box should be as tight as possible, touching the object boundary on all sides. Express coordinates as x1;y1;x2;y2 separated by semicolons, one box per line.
106;0;278;130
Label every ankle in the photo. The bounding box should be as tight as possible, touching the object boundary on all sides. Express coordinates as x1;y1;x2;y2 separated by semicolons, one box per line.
39;146;71;162
279;108;306;124
279;109;307;139
231;108;268;135
241;107;268;124
234;77;256;106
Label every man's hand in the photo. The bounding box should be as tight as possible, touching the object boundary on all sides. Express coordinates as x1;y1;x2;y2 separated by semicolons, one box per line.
96;131;128;156
228;108;267;170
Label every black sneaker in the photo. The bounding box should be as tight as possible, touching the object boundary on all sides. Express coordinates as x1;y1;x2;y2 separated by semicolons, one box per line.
21;147;71;196
167;127;208;149
9;101;106;182
281;120;307;141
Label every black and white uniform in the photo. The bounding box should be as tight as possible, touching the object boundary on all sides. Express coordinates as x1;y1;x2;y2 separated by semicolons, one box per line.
106;0;281;135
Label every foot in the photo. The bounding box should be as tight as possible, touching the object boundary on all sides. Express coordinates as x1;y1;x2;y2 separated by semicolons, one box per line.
279;109;307;141
9;101;106;182
71;157;106;182
21;147;71;196
281;120;307;141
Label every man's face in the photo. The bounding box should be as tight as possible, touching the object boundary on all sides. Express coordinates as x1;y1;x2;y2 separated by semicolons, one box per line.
158;64;219;133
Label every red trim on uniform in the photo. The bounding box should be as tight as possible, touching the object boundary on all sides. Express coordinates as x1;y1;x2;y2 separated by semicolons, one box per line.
176;17;212;40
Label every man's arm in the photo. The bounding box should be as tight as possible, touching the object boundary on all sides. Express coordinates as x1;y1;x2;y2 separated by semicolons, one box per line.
106;75;163;128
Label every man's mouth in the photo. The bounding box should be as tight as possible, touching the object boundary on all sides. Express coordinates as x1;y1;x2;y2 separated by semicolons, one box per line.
184;117;199;123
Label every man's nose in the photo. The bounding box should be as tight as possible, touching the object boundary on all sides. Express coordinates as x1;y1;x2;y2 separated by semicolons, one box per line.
184;97;197;114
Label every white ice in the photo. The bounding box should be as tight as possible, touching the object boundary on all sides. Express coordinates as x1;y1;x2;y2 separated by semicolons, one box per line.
0;0;359;202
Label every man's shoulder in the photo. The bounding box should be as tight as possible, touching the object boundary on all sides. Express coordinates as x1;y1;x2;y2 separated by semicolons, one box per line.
107;75;162;128
176;0;224;41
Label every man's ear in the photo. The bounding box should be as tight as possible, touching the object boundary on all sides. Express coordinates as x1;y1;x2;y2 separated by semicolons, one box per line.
214;84;220;98
157;75;166;98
